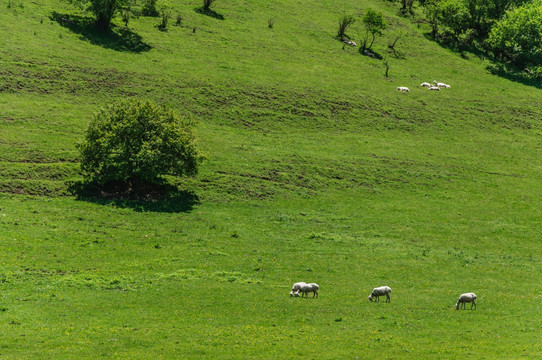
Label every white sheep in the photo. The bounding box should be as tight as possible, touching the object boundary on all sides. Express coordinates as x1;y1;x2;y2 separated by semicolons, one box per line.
368;286;392;303
291;282;307;292
397;87;410;92
433;80;450;88
299;283;319;298
342;39;357;47
420;82;432;87
289;290;300;297
428;86;441;91
455;292;477;310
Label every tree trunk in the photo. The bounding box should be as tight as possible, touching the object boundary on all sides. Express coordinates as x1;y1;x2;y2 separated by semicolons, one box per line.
368;33;376;50
96;14;111;30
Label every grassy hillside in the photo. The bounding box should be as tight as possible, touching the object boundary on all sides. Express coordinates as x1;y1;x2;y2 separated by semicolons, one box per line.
1;0;541;358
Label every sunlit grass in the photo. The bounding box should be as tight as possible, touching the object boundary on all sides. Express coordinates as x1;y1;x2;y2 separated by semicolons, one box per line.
0;0;541;358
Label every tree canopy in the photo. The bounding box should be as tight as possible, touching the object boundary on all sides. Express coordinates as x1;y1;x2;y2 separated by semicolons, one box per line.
68;0;129;29
361;9;387;50
488;1;542;67
78;99;203;189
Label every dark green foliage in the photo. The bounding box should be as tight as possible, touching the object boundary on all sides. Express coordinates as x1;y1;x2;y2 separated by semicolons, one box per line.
423;0;440;39
488;1;542;68
78;99;203;188
67;0;129;30
438;0;469;41
122;9;130;28
158;9;170;31
422;0;530;42
361;9;386;50
400;0;415;15
141;0;159;17
337;14;356;39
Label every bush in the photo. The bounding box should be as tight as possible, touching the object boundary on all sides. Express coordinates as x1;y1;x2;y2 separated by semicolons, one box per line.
158;9;170;31
361;9;387;50
438;0;470;41
67;0;129;30
78;99;203;188
337;14;356;39
488;1;542;67
142;0;159;17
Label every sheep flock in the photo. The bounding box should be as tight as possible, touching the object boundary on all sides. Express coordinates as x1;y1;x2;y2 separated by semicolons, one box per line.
289;282;478;310
397;80;452;93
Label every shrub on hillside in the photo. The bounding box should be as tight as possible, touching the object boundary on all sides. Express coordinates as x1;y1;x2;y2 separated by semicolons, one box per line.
488;1;542;68
78;99;203;190
67;0;129;30
361;9;387;50
142;0;159;17
337;14;356;39
158;9;170;31
438;0;470;43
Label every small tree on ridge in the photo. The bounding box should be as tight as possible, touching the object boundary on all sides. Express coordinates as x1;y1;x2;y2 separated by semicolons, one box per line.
67;0;129;30
361;9;387;50
338;14;356;39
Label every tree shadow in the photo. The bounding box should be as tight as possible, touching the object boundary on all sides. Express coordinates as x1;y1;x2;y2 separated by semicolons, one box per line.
486;63;542;90
194;7;224;20
422;32;487;58
69;180;199;213
51;12;151;53
359;47;384;60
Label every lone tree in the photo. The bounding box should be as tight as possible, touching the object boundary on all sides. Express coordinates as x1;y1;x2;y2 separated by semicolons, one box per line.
78;99;203;191
361;9;387;50
67;0;129;30
337;14;356;39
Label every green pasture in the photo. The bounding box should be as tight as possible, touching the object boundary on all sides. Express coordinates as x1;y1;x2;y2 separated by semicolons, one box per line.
1;0;541;358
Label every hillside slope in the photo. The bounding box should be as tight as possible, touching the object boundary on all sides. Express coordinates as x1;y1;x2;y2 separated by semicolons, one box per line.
0;0;541;358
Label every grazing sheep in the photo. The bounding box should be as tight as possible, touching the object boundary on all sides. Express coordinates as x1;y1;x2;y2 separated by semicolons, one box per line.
433;80;450;88
428;86;441;91
397;86;410;92
455;293;477;310
420;82;432;87
342;39;357;47
291;282;307;292
289;290;300;298
368;286;392;303
299;283;319;298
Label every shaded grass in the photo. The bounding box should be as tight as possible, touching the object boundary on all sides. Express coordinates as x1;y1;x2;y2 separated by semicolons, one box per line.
71;181;200;213
194;6;225;21
51;12;151;53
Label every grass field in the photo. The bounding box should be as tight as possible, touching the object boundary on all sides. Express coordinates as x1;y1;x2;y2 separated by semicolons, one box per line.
1;0;541;358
